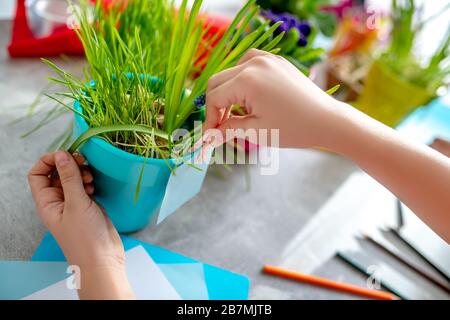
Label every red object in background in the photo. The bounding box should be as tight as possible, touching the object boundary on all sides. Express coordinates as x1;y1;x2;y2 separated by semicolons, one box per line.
8;0;85;57
194;13;231;73
7;0;232;59
321;0;354;20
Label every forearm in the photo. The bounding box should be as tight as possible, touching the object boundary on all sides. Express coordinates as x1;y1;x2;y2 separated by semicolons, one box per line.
326;101;450;242
77;266;135;300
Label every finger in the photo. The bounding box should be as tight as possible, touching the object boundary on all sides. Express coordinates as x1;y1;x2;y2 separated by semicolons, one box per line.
81;168;94;184
219;105;233;125
54;151;90;206
28;153;56;199
73;153;86;166
84;183;95;195
237;48;270;66
216;116;258;144
37;187;64;210
203;100;223;134
207;50;273;94
35;187;64;227
51;166;93;187
204;75;247;132
207;64;246;93
203;104;223;134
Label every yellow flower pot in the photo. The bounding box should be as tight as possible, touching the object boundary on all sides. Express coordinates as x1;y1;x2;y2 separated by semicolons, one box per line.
353;61;435;127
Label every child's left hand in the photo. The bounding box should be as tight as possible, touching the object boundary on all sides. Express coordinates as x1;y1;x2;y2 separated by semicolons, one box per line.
28;151;134;299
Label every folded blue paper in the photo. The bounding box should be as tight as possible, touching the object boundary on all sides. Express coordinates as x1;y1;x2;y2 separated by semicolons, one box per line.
158;147;213;224
32;232;249;300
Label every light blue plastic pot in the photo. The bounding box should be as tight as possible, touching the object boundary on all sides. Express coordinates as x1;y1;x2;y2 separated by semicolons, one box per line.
72;75;205;233
73;102;180;234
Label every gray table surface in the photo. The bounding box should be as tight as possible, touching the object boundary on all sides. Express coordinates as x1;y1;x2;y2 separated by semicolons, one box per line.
0;18;377;299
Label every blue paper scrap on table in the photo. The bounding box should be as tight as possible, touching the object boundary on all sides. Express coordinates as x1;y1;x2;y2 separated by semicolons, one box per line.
26;232;249;300
0;261;69;300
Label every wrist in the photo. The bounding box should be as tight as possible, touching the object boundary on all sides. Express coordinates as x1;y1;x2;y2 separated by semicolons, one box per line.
309;99;356;153
66;248;126;276
323;101;392;161
78;264;135;300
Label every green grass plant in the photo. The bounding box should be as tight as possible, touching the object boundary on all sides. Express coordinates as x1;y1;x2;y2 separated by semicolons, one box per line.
43;0;282;160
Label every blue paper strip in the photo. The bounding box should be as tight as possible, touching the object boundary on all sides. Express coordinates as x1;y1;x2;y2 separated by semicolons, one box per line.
32;232;250;300
0;262;69;300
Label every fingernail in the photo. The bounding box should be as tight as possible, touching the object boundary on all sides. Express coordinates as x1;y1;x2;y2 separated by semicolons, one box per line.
202;131;211;143
55;151;70;166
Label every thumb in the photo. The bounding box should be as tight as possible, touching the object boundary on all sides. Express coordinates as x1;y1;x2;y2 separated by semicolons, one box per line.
54;151;89;206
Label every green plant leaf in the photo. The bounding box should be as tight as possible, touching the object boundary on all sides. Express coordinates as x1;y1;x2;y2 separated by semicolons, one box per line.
68;124;170;154
325;84;340;95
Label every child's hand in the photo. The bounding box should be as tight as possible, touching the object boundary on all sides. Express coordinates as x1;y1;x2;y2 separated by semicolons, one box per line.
28;151;123;270
205;49;450;243
204;49;341;149
28;151;134;299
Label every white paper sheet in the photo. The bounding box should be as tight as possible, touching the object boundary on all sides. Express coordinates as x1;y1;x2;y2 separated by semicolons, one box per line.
24;246;181;300
125;245;181;300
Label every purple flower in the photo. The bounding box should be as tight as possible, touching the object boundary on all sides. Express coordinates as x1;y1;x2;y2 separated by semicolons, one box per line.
298;37;308;47
279;13;296;27
276;21;290;34
297;22;311;37
260;10;278;23
194;93;206;109
261;9;312;43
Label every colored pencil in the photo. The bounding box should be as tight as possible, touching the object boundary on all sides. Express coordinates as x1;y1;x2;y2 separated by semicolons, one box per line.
362;234;450;294
262;265;399;300
336;252;406;300
396;199;404;228
389;228;450;283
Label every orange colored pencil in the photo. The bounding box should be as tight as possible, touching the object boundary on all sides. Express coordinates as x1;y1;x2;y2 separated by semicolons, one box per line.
262;265;398;300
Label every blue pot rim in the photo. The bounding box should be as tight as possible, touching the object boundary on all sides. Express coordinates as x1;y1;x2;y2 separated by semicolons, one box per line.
74;101;199;167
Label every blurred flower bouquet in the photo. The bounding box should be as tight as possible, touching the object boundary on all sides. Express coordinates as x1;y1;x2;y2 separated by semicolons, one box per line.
355;0;450;127
326;3;379;102
258;10;323;74
256;0;338;37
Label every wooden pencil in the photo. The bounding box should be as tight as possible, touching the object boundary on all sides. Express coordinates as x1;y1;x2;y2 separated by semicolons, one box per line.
263;265;399;300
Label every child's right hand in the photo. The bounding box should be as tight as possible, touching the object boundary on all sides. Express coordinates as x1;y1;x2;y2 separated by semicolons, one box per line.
205;49;450;243
204;49;345;150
